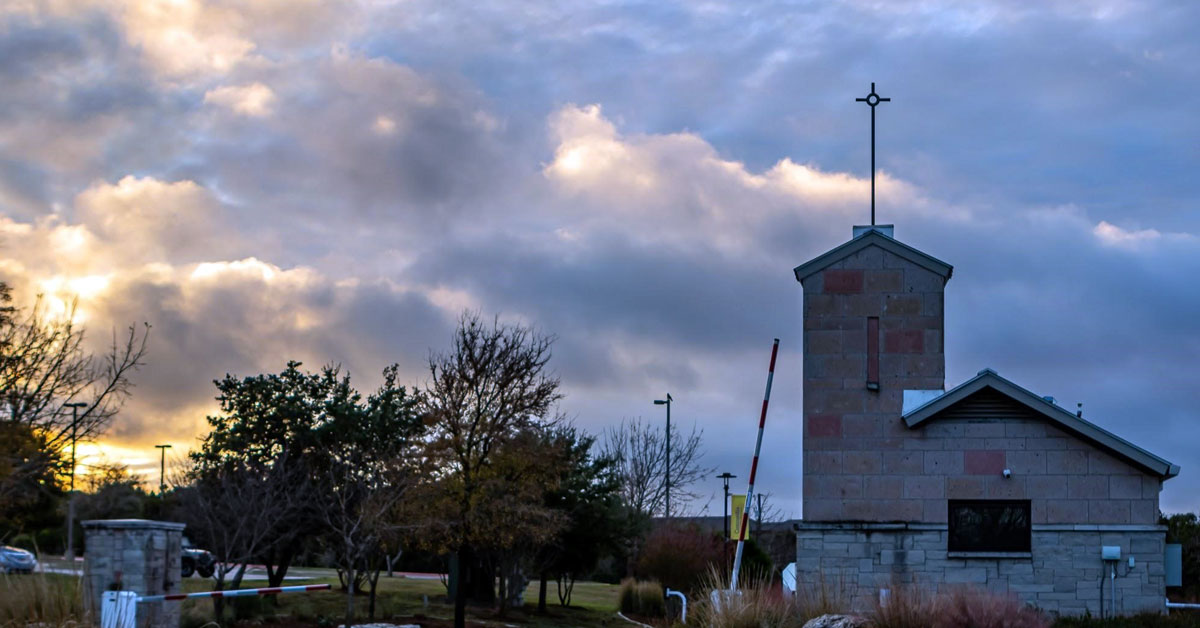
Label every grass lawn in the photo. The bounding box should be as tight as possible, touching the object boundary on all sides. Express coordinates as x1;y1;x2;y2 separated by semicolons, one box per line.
180;573;623;627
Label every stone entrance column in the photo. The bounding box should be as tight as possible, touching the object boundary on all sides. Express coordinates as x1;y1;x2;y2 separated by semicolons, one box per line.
83;519;185;628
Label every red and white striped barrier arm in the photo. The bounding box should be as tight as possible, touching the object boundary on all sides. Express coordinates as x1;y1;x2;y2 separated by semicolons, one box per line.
730;338;779;591
138;583;330;603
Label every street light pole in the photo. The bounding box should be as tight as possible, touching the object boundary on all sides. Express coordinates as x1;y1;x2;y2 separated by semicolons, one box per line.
155;444;172;495
654;394;673;519
64;402;87;561
717;472;737;539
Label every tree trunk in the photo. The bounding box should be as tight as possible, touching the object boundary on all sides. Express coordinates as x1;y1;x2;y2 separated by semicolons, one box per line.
453;548;469;628
497;566;508;618
344;565;356;628
537;571;548;613
267;548;293;588
368;564;382;619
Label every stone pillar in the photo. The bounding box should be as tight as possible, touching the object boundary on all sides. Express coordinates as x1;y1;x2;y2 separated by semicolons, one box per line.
83;519;185;628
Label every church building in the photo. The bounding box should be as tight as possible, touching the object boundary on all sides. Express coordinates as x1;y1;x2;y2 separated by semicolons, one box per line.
792;224;1178;616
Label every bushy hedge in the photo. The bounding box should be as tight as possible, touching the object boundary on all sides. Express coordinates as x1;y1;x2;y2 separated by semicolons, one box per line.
635;523;725;592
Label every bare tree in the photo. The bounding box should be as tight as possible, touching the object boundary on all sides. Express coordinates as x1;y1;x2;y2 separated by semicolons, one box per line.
0;286;149;516
420;311;562;628
751;492;785;538
600;416;710;519
175;457;307;624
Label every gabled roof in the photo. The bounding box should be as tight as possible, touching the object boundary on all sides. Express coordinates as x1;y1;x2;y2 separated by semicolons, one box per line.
903;369;1180;480
793;228;953;283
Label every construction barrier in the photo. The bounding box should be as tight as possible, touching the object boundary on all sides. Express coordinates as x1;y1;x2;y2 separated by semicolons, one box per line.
101;583;331;628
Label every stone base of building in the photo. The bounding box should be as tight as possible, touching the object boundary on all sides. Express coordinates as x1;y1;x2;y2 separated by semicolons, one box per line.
794;522;1166;616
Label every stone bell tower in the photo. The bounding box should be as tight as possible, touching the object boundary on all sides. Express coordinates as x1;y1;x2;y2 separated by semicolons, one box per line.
793;225;953;521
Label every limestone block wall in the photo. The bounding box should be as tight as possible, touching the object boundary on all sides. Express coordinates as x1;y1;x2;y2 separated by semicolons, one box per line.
83;519;185;628
801;248;948;521
794;522;1166;616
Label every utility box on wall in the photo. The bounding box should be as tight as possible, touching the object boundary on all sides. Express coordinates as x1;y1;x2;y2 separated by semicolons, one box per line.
83;519;185;628
1166;544;1183;588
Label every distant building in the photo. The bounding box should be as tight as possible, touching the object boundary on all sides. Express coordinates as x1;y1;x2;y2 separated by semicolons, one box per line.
792;225;1178;616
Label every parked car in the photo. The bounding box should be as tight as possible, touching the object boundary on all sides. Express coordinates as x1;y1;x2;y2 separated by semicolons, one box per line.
0;546;38;574
181;544;216;578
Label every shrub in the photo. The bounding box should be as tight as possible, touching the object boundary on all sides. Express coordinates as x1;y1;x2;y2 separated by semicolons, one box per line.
618;578;666;618
726;538;774;583
635;523;725;593
935;587;1048;628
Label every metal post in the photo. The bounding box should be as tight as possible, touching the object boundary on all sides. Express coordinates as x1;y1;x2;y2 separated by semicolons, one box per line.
654;394;673;519
717;472;736;539
64;401;87;561
155;444;172;494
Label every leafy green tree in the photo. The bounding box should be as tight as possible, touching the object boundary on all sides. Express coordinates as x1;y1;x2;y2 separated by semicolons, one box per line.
189;361;343;588
417;312;562;628
76;463;147;521
317;364;424;625
1164;511;1200;598
532;425;626;611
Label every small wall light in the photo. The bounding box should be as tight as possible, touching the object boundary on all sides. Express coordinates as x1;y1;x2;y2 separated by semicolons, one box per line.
1002;469;1012;478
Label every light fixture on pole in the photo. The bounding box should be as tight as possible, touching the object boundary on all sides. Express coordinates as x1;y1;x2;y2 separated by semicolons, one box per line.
717;472;737;539
155;444;172;495
653;394;673;519
63;402;87;561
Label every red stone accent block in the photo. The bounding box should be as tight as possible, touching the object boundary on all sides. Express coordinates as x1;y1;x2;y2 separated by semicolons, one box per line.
964;450;1005;475
823;269;863;293
807;414;843;438
884;329;924;353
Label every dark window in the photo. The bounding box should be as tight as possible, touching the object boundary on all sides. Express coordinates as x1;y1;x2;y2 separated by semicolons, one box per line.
947;500;1031;553
866;317;879;390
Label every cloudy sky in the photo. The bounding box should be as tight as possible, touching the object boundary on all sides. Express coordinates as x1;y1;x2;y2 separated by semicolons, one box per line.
2;0;1198;517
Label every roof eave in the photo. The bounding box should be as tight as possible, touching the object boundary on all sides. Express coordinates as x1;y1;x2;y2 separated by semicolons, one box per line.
903;370;1179;481
793;230;954;284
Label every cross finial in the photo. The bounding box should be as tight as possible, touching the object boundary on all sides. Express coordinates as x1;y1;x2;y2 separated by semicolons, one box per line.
855;82;890;226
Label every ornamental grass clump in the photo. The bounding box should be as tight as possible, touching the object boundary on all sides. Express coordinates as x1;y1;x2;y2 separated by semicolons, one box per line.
870;582;940;628
0;572;90;627
934;587;1049;628
618;577;667;618
693;566;807;628
794;570;854;623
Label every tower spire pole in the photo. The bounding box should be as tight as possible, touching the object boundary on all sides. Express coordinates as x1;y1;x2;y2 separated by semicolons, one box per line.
856;82;890;226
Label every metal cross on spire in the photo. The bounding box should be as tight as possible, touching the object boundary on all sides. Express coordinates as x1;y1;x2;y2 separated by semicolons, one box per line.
855;82;890;226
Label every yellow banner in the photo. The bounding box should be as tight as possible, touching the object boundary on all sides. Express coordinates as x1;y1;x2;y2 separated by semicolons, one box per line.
730;494;748;540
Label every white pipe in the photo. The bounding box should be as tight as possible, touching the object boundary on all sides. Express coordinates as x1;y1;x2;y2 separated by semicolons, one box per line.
1110;562;1115;618
666;588;687;623
1167;599;1200;609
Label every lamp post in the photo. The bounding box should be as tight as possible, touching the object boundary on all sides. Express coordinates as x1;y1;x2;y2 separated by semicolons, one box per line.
653;394;672;519
64;402;87;561
717;472;737;539
155;444;172;495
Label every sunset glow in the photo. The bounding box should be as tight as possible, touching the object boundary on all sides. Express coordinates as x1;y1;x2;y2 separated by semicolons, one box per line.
2;0;1198;517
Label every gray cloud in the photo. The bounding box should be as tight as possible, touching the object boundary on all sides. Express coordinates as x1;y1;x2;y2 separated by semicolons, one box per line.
0;0;1197;516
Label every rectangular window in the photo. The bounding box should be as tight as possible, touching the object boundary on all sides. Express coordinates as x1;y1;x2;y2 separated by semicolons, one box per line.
947;500;1031;553
866;317;879;390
